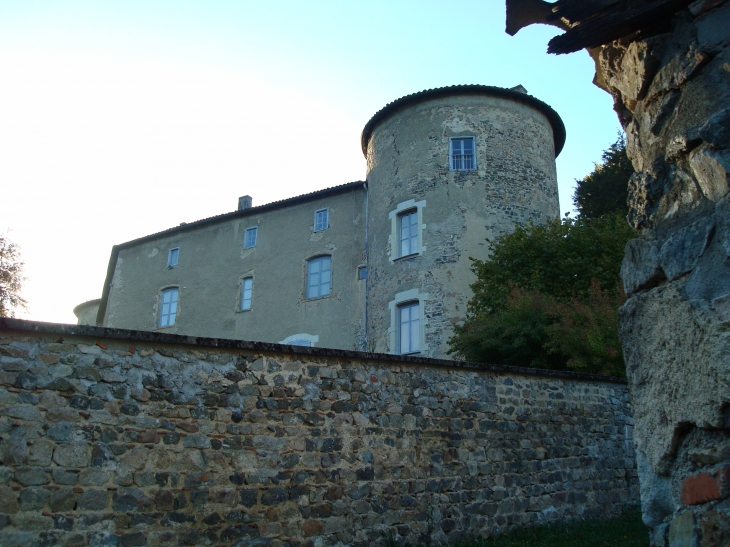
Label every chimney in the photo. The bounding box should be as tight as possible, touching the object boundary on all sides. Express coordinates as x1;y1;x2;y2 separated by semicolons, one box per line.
510;84;528;94
238;195;252;211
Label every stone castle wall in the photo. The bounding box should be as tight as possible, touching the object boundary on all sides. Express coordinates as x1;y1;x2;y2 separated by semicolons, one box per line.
590;1;730;544
0;319;637;547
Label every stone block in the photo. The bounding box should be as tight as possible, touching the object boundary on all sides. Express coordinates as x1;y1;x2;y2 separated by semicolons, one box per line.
53;445;91;468
78;488;110;510
689;145;730;202
622;239;665;295
18;486;50;511
659;216;715;280
0;486;19;513
49;486;76;512
15;467;50;486
668;511;696;547
697;1;730;54
6;405;42;421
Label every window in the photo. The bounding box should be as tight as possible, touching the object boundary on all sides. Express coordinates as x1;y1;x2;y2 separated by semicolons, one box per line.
167;247;179;267
306;256;331;299
158;288;178;328
358;266;367;280
280;333;319;347
241;277;253;311
398;302;420;354
389;199;426;262
243;227;258;249
398;210;418;257
314;208;329;232
450;137;475;171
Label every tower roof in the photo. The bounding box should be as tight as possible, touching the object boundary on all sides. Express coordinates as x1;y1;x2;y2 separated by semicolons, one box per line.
361;84;566;157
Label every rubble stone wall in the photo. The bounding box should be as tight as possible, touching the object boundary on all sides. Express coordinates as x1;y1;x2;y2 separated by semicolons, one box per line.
594;1;730;544
0;319;637;547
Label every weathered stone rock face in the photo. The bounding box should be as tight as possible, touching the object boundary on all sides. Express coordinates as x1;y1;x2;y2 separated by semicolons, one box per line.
0;319;637;546
595;1;730;544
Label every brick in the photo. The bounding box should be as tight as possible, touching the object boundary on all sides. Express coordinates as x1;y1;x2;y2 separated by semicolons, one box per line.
681;468;730;505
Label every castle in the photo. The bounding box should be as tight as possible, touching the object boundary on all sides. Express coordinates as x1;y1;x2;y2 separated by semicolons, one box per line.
74;85;564;358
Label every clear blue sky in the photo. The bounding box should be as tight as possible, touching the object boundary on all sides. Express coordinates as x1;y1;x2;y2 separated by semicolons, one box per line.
0;0;620;323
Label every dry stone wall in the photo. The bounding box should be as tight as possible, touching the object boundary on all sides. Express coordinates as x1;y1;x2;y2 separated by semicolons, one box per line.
591;1;730;544
0;319;637;547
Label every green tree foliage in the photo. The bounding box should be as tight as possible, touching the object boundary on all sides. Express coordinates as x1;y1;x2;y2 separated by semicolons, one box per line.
573;135;634;218
448;214;634;376
0;234;27;317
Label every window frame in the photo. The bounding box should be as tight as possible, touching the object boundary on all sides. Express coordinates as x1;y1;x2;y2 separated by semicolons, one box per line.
158;287;179;328
397;301;421;355
167;247;180;268
305;255;332;300
240;277;253;311
313;208;329;232
388;288;428;355
449;136;476;171
397;209;419;258
243;226;258;249
389;199;426;263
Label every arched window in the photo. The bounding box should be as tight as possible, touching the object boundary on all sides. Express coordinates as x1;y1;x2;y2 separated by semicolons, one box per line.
306;256;331;299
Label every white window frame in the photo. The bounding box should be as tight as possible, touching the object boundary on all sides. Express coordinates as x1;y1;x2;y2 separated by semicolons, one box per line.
388;288;428;355
313;208;329;232
158;287;179;328
240;277;253;311
449;136;476;171
397;301;421;355
389;199;426;262
167;247;179;268
397;209;419;258
306;255;332;300
243;226;258;249
279;333;319;347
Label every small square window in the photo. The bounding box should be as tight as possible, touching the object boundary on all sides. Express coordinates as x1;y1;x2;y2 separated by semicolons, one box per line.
398;210;418;257
241;277;253;311
306;256;331;299
167;247;179;267
158;287;179;328
314;208;329;232
398;301;420;354
450;137;476;171
243;227;258;249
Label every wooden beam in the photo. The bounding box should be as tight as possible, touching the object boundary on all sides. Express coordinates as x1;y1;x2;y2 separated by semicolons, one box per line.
547;0;693;54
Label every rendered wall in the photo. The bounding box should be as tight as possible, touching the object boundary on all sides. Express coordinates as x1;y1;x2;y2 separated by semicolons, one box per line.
0;319;637;546
591;2;730;545
103;186;366;351
364;94;559;358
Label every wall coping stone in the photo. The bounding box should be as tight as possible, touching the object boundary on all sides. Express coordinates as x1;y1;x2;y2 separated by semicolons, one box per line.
0;317;626;384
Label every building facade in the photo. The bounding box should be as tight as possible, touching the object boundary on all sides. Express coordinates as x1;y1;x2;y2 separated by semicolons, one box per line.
76;85;565;358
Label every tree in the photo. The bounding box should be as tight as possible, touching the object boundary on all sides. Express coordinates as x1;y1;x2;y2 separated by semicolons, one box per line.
448;213;634;376
573;135;634;218
0;234;27;317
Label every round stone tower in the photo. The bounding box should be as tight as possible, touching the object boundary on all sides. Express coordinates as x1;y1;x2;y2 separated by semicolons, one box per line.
361;85;565;358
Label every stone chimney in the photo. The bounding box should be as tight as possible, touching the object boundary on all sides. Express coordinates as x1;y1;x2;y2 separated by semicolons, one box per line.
238;196;252;211
510;84;528;94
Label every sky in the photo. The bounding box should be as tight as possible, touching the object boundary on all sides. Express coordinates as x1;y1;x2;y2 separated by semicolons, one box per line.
0;0;620;324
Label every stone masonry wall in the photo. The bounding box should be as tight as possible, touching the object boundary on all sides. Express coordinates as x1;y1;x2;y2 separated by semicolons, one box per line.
0;319;637;547
589;1;730;544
